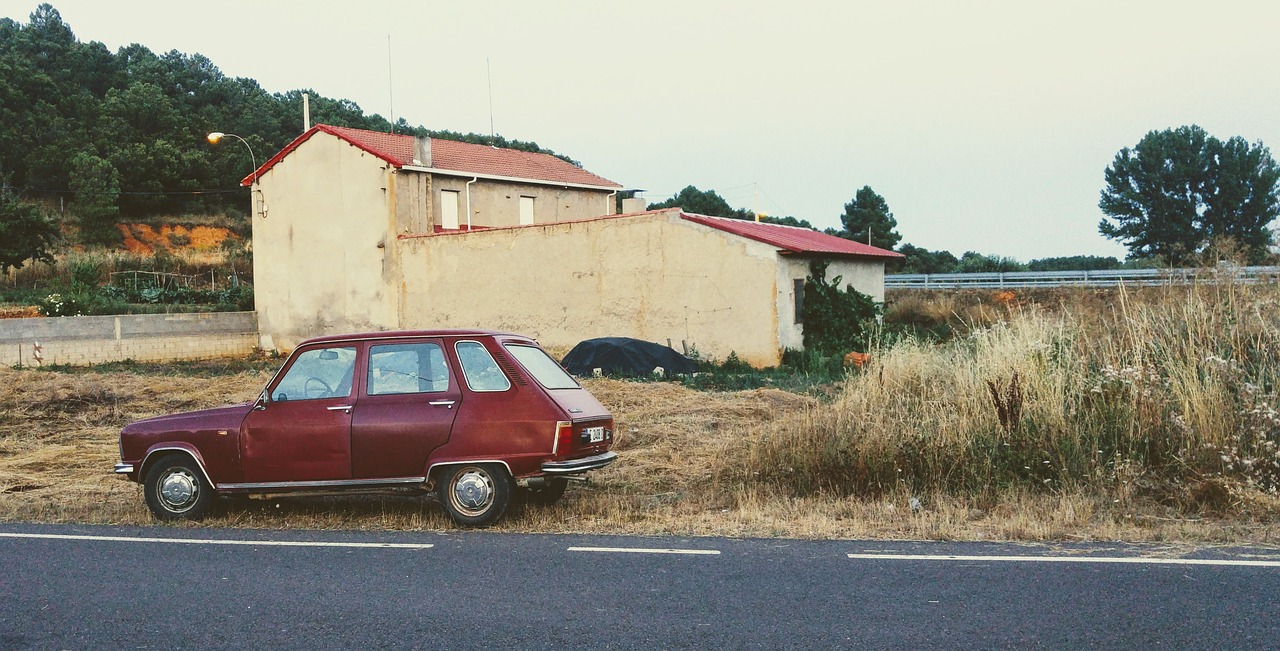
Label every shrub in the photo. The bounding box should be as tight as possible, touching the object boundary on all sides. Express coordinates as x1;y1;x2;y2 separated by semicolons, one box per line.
802;260;881;356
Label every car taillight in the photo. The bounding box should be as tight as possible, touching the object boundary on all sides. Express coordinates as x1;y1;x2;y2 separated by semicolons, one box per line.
553;421;573;455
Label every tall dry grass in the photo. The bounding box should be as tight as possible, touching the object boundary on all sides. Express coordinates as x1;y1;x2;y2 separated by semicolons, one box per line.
2;282;1278;542
731;279;1280;515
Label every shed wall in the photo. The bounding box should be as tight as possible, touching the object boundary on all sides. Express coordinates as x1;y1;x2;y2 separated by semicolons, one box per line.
396;210;785;366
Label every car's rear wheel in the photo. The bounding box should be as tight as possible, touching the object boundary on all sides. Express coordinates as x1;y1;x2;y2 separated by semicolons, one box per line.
144;455;214;521
440;464;511;527
523;477;569;506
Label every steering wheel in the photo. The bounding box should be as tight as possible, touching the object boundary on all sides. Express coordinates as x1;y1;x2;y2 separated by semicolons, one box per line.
304;377;333;399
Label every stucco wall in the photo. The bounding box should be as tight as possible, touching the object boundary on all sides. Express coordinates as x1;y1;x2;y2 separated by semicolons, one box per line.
775;256;887;352
253;132;400;348
0;312;258;366
396;210;786;366
428;175;614;230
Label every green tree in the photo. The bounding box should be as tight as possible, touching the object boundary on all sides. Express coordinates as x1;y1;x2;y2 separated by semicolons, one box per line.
1099;125;1280;264
0;180;58;273
838;186;901;250
648;185;755;220
895;243;959;274
761;215;816;229
957;251;1026;273
68;151;120;243
1027;255;1123;271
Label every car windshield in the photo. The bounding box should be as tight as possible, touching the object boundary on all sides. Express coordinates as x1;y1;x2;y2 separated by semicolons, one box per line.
504;344;579;390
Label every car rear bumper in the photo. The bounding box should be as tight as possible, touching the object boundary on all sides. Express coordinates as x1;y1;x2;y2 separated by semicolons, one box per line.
114;462;135;475
541;451;617;475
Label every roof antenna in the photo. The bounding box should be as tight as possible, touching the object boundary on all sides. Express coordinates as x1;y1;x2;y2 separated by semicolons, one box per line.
387;34;395;133
487;57;495;144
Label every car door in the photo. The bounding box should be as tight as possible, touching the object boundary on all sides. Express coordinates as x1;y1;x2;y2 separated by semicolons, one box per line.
240;344;359;483
350;339;461;478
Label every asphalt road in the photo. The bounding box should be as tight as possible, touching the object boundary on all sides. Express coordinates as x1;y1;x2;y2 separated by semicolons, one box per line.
2;523;1278;650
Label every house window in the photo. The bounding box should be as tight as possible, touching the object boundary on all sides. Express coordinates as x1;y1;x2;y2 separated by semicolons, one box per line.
793;279;805;324
519;196;535;225
441;190;460;230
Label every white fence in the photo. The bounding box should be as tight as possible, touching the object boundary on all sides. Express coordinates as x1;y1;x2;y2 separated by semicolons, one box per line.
885;266;1280;289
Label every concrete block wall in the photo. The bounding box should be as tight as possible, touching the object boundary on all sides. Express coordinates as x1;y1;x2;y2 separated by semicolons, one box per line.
0;312;258;367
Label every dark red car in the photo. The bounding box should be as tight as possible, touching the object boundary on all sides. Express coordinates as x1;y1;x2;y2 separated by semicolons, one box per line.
114;330;616;527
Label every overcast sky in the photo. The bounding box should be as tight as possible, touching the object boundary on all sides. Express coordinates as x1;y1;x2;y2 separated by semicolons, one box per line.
5;0;1280;259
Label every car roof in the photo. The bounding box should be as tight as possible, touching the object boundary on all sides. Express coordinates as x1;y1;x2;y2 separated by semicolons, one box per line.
299;329;531;346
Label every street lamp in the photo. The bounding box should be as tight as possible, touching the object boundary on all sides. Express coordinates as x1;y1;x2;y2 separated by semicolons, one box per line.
207;131;263;217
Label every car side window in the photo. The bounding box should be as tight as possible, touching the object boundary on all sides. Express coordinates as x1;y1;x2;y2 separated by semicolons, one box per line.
367;342;449;395
455;341;512;392
272;347;357;402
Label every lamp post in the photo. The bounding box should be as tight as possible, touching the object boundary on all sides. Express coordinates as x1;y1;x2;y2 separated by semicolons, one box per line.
207;132;262;217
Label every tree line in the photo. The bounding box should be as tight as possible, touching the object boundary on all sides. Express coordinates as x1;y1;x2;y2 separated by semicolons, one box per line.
4;4;1278;273
0;4;572;246
649;124;1280;271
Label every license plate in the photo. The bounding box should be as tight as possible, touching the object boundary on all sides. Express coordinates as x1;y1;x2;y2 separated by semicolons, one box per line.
584;426;605;443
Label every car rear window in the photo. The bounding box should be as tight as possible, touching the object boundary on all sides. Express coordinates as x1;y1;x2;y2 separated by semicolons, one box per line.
504;344;579;390
455;341;512;392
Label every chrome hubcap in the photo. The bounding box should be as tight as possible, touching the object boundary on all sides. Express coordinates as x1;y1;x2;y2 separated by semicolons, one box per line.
450;468;494;515
159;469;198;511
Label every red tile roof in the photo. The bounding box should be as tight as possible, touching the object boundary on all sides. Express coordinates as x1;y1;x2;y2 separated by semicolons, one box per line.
430;139;621;188
681;213;904;258
242;124;621;189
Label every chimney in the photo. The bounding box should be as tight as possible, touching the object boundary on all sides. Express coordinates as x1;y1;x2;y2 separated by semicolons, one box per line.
413;137;431;167
303;93;311;131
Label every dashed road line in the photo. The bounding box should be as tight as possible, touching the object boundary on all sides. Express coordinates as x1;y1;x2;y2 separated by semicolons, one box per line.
847;553;1280;567
0;532;432;549
569;546;720;555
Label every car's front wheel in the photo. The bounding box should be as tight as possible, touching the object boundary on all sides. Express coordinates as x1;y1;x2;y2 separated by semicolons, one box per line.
143;455;214;521
439;464;511;527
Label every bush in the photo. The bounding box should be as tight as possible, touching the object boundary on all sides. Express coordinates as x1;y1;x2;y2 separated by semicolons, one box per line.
38;293;84;317
801;260;881;356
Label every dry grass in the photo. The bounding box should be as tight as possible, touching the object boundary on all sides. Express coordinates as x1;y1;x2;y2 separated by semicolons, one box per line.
1;334;1278;542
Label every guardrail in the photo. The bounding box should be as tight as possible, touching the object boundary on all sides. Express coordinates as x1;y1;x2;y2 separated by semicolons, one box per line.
885;266;1280;289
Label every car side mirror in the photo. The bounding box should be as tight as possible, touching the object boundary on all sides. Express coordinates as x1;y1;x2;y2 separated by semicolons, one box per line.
254;393;268;411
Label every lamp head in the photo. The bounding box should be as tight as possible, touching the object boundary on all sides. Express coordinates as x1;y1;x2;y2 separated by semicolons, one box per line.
206;132;225;144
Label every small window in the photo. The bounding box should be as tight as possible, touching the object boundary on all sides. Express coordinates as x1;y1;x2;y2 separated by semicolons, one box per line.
272;347;357;402
441;190;460;230
519;196;535;225
504;344;578;390
793;278;805;324
367;342;449;395
455;341;512;392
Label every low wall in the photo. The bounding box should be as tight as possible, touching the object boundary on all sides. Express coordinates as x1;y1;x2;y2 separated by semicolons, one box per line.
0;312;258;366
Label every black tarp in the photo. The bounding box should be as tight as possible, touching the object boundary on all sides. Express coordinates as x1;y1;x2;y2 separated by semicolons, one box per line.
561;337;699;377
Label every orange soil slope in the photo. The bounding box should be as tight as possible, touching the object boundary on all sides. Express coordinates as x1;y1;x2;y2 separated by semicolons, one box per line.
117;224;238;255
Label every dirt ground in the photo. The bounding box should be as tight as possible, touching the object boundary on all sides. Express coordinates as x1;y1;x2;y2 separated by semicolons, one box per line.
1;363;1277;545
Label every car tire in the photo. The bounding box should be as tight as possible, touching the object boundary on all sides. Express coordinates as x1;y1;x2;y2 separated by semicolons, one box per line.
144;455;215;521
439;464;511;528
523;477;569;506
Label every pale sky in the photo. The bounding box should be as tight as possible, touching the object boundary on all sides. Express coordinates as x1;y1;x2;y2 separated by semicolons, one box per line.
6;0;1280;260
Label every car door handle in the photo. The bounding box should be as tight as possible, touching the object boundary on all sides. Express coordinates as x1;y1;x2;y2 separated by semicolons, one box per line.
428;400;455;409
327;405;353;413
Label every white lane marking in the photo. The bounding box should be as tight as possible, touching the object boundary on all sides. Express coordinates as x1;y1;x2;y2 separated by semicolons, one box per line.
847;553;1280;567
569;546;720;555
0;532;432;549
